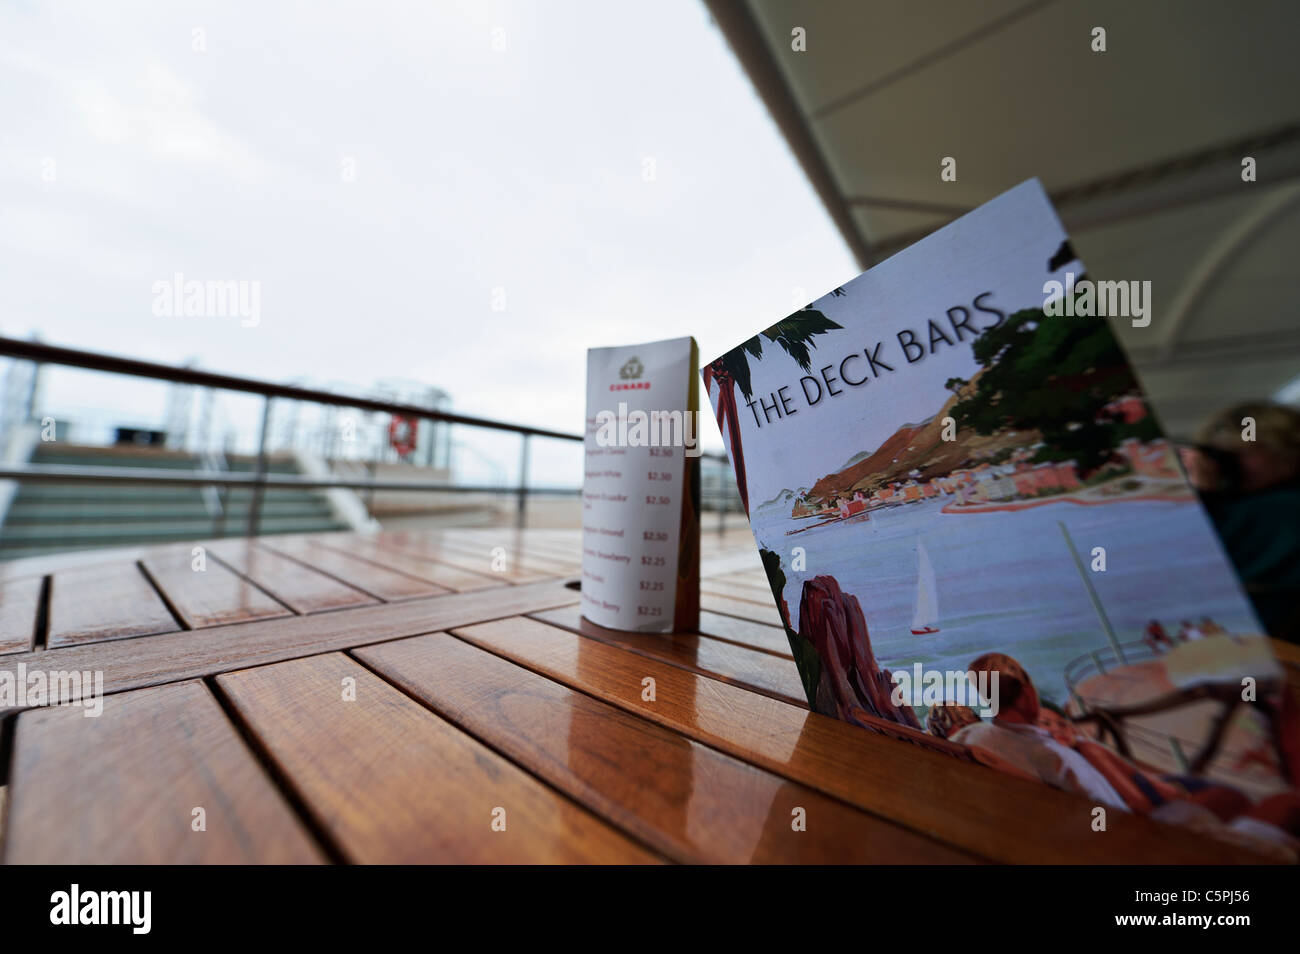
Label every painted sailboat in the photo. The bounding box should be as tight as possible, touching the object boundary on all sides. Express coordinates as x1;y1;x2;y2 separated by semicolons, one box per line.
910;540;940;635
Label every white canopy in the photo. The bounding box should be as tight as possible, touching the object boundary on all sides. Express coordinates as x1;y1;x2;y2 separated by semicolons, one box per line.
707;0;1300;436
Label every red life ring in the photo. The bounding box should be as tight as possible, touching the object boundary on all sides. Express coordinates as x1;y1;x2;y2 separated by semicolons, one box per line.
388;415;418;457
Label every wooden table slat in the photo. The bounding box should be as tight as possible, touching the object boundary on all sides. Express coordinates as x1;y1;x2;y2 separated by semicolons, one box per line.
142;548;291;629
531;604;808;707
260;538;450;601
371;532;556;583
315;536;507;593
700;591;786;627
698;545;767;579
48;562;180;647
0;575;43;655
211;542;378;614
356;633;975;864
450;530;582;569
3;680;325;864
215;653;657;864
700;578;779;604
447;614;1274;865
698;610;793;658
0;579;580;714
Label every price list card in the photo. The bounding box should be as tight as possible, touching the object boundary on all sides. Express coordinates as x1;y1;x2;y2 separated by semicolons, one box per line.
582;335;699;633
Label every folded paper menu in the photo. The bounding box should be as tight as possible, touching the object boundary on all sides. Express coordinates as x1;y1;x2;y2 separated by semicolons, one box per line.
583;335;700;633
704;179;1297;856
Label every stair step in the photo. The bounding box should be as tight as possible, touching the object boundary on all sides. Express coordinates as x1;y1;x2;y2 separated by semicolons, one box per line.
3;446;356;560
30;455;204;470
3;503;335;524
0;526;343;562
7;493;333;510
0;515;348;549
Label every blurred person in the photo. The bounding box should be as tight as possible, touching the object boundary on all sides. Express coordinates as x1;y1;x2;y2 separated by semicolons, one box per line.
949;653;1129;810
955;655;1300;859
1142;619;1173;653
1178;402;1300;643
1200;616;1226;637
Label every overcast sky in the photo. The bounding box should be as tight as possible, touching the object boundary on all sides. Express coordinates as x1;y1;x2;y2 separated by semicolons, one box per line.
1;0;855;481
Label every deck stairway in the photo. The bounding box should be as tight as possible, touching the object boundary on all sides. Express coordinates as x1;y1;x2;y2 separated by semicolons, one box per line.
0;443;348;561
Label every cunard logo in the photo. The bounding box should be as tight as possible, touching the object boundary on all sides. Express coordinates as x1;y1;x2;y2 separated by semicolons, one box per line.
611;356;650;391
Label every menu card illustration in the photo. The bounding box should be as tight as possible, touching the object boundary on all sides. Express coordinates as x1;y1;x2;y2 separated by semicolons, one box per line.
583;335;700;633
704;179;1299;858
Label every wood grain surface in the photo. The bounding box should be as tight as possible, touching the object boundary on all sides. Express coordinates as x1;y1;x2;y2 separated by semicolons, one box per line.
700;591;786;627
211;541;377;614
697;610;793;657
447;614;1274;864
372;532;555;583
356;632;976;863
48;562;180;647
259;537;449;601
3;680;324;864
143;547;290;629
532;604;808;706
1;528;1287;866
0;578;580;714
0;575;42;655
316;536;505;592
215;652;657;864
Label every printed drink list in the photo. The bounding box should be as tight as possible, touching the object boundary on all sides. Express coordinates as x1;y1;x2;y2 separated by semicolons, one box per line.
582;335;700;633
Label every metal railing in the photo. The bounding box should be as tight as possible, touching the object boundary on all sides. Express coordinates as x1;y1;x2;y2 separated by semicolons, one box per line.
0;336;735;535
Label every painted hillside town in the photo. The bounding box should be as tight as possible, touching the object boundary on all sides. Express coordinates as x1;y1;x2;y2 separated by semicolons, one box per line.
785;392;1189;531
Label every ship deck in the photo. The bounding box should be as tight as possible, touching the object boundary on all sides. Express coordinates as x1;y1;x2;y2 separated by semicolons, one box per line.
0;528;1291;864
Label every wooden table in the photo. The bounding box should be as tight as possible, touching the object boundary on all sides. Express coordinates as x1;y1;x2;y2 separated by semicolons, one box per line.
0;528;1285;864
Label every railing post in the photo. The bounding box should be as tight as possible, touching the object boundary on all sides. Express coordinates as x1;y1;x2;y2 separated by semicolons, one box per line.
23;356;41;422
1091;649;1108;675
516;433;531;529
247;396;272;537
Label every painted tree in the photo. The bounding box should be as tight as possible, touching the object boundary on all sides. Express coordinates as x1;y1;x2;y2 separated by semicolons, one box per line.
948;306;1158;475
704;297;844;512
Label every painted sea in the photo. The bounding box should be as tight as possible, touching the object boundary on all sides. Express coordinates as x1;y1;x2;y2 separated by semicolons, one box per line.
751;495;1263;711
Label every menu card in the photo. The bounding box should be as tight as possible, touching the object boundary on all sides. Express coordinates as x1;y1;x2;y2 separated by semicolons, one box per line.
704;179;1298;857
582;335;700;633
